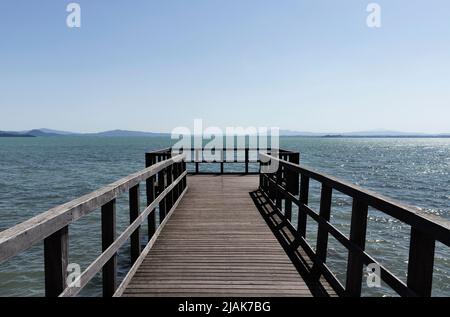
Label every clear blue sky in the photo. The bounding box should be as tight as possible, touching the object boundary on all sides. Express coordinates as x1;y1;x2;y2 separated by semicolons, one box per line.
0;0;449;133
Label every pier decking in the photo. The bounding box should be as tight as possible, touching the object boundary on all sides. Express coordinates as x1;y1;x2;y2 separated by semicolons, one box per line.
120;175;311;297
0;147;449;297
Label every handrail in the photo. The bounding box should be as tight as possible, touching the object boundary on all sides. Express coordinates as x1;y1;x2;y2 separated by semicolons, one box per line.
0;153;187;297
258;152;450;297
146;147;299;175
147;147;296;152
259;153;450;245
0;154;185;262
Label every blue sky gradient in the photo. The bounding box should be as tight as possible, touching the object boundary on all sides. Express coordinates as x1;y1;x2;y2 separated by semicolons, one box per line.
0;0;449;133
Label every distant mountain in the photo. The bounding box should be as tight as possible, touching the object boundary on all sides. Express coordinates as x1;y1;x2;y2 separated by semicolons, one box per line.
0;131;35;137
26;129;66;137
0;128;168;137
87;129;169;137
36;128;77;135
0;128;76;137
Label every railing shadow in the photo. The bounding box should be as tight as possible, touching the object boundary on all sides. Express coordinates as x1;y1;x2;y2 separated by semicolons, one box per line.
249;189;334;297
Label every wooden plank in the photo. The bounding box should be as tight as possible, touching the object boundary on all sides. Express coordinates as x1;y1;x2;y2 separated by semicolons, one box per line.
122;175;312;297
44;226;69;297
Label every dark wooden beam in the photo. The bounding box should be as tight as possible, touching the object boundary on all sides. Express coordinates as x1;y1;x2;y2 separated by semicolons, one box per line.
345;198;368;297
101;199;117;297
129;185;141;264
44;226;69;297
407;228;435;297
298;175;309;237
315;185;333;263
245;148;249;174
158;170;166;221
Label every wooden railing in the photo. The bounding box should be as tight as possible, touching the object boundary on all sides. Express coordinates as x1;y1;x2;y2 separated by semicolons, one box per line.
146;147;298;175
258;153;450;297
0;154;187;297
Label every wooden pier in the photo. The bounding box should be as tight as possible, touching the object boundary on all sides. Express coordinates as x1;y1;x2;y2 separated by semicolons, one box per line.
118;175;311;297
0;148;449;297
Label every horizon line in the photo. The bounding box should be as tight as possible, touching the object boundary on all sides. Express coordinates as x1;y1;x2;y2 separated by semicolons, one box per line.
2;127;450;136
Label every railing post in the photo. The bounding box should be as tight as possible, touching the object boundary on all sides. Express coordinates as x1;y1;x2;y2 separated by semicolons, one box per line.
182;161;187;190
285;153;300;221
129;184;141;264
269;173;276;201
179;161;184;191
298;175;309;237
195;149;199;174
101;199;117;297
179;160;183;191
147;175;156;240
44;226;69;297
145;153;152;168
166;164;173;211
315;185;332;264
345;198;368;297
407;228;435;297
146;155;157;240
245;148;249;174
221;149;224;174
259;160;264;190
173;162;180;199
158;169;167;220
276;165;283;210
264;173;269;192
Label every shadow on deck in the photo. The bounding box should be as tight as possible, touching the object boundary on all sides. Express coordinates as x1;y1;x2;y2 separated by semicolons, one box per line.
249;189;335;297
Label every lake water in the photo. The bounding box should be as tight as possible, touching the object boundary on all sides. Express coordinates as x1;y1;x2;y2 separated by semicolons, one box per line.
0;137;448;296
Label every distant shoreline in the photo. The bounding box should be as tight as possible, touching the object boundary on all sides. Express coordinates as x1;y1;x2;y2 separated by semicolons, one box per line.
0;134;35;138
320;135;450;139
1;134;450;139
1;128;450;138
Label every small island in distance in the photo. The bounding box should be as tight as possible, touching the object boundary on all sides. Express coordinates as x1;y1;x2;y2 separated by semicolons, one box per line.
1;128;449;138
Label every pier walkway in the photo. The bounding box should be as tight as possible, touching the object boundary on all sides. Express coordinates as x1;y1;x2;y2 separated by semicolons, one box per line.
119;175;311;297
